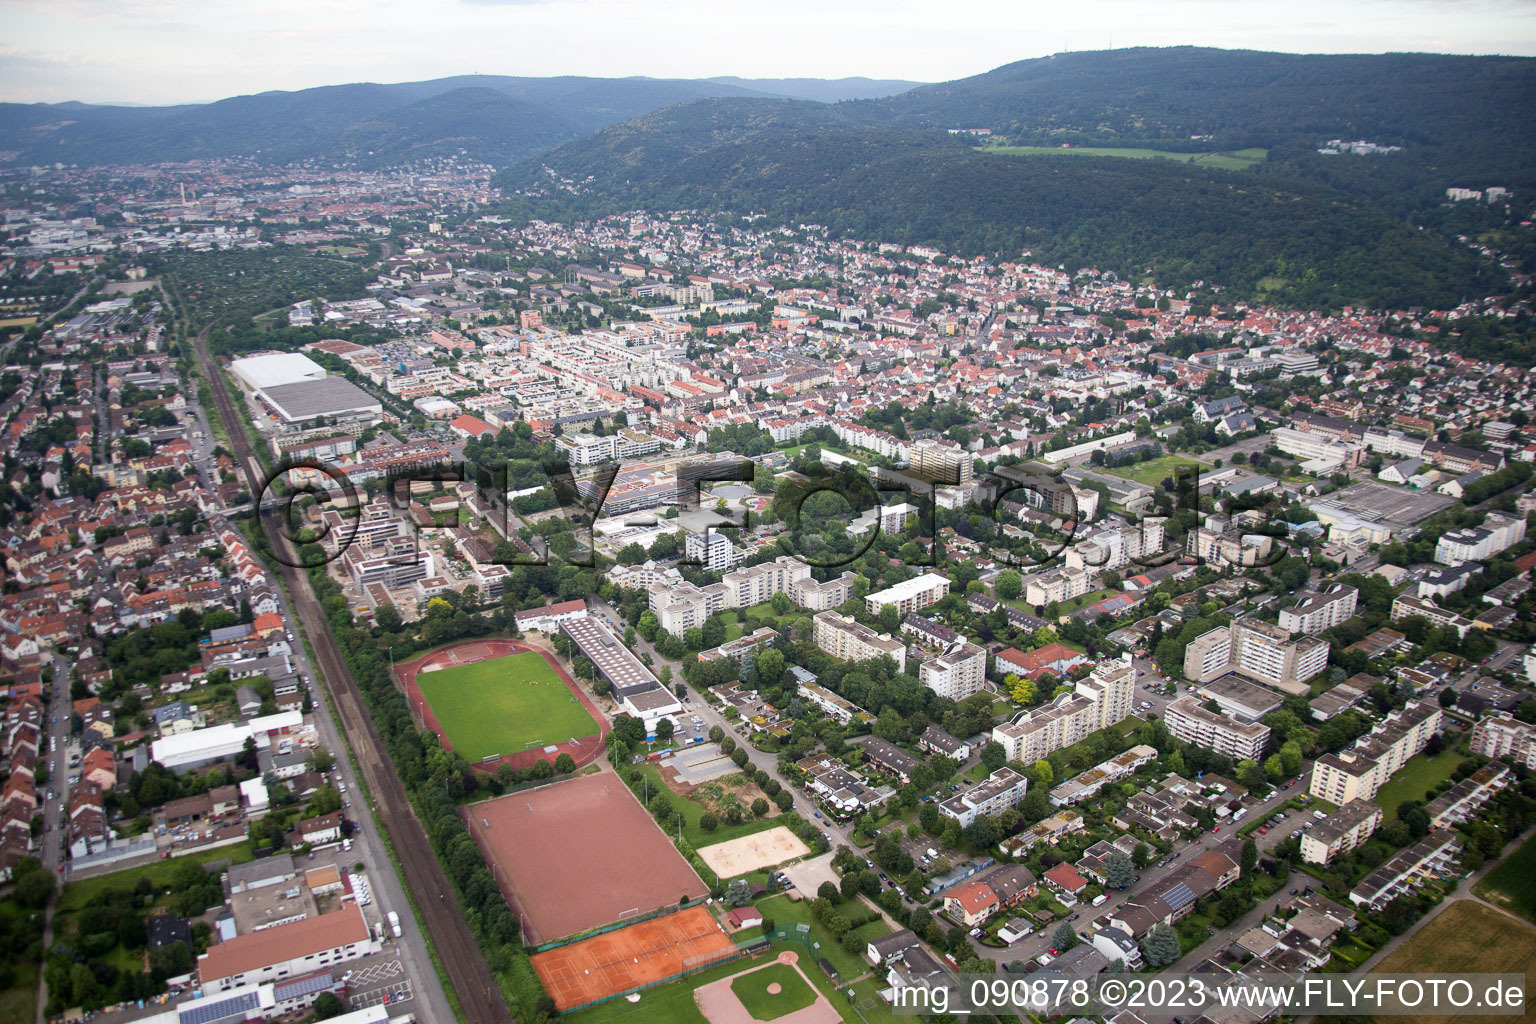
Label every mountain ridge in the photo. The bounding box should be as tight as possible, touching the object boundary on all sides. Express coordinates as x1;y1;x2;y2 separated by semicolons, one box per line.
0;74;919;166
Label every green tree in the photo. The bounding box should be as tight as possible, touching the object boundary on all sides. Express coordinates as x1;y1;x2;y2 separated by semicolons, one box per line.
996;570;1023;601
311;992;344;1019
1031;759;1054;787
1104;850;1133;890
755;648;785;687
1141;922;1181;967
1279;740;1304;775
980;741;1007;771
1051;921;1079;952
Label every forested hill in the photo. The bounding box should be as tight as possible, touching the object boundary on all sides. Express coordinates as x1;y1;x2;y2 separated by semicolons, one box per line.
0;74;916;167
499;119;1493;311
850;48;1536;217
497;48;1535;310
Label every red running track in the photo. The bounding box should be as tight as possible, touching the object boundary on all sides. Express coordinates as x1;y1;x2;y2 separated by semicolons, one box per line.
394;639;609;773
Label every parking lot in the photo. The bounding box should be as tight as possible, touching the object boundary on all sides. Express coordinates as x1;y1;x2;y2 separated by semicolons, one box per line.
344;955;416;1012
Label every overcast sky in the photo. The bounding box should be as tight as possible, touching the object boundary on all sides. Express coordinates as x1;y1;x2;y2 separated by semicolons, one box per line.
4;0;1535;105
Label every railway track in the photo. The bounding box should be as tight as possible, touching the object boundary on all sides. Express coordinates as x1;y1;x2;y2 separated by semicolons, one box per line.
194;328;515;1024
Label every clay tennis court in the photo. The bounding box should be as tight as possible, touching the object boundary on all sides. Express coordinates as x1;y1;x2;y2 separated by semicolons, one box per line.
531;905;739;1011
396;638;607;772
698;825;811;878
464;772;710;944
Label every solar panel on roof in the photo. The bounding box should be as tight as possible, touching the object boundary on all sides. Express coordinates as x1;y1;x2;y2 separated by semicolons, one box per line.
273;971;336;999
180;990;261;1024
1163;882;1197;910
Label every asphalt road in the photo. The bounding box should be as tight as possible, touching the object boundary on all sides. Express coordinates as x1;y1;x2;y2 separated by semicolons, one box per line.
33;650;74;1024
194;327;510;1024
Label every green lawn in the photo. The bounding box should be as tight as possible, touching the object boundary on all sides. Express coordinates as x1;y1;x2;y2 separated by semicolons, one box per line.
0;958;36;1024
416;651;598;762
980;144;1267;171
752;893;886;982
1372;746;1464;821
58;843;253;915
1102;453;1210;488
1475;832;1536;924
731;963;818;1020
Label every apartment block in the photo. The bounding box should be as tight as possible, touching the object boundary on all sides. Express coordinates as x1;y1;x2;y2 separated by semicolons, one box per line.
908;437;973;485
939;767;1028;827
1300;800;1383;865
1182;618;1328;693
1231;618;1329;693
1163;696;1270;761
1391;594;1474;638
684;530;743;572
1279;585;1359;635
1435;511;1526;564
646;555;861;634
723;556;812;607
991;656;1135;762
789;570;860;611
649;579;727;635
1024;566;1092;607
813;611;906;672
1186;517;1273;568
918;639;987;701
865;573;950;617
1470;711;1536;769
1308;700;1442;804
1182;627;1232;683
1065;518;1166;572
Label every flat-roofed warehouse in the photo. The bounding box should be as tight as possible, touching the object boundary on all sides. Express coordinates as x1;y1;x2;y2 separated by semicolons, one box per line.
260;377;383;427
560;614;661;700
229;352;328;390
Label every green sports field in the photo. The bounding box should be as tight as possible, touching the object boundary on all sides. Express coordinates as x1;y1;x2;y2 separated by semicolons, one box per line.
980;144;1268;171
730;963;817;1020
416;651;598;761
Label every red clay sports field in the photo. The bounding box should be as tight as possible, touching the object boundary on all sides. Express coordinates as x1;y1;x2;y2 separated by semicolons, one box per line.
465;772;712;945
394;639;607;773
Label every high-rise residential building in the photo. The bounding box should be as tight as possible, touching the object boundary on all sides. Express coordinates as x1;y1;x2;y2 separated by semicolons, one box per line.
1231;618;1329;693
1163;697;1271;761
918;640;987;701
812;611;906;672
684;530;744;572
1184;618;1330;694
1182;627;1233;683
991;656;1135;762
1470;711;1536;769
1065;518;1166;572
908;437;974;485
865;573;950;617
1279;585;1359;636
